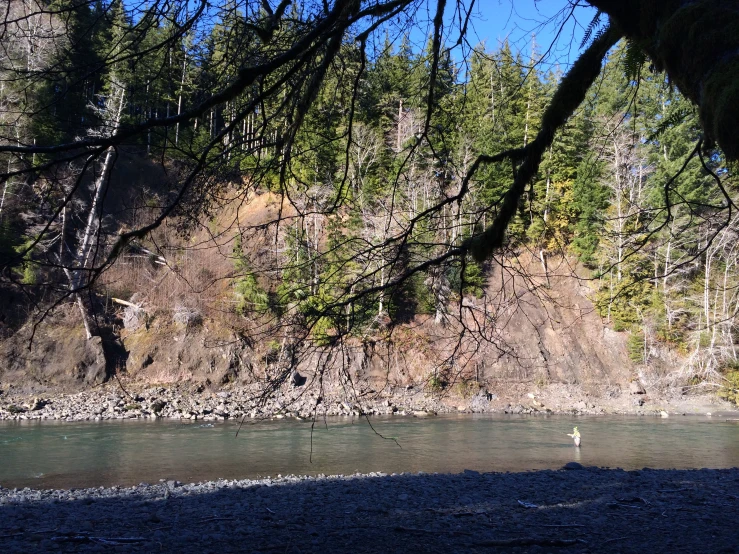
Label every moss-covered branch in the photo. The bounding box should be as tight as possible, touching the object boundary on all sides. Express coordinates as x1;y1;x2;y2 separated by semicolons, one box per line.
465;25;621;262
588;0;739;160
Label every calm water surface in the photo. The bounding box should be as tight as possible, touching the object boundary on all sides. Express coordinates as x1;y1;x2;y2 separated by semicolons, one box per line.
1;415;738;489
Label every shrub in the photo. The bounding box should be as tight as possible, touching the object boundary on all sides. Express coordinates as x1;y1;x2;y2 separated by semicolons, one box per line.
427;374;448;393
232;234;269;316
455;379;481;398
263;340;281;364
14;239;38;285
173;303;202;327
627;331;646;364
718;370;739;405
233;272;269;315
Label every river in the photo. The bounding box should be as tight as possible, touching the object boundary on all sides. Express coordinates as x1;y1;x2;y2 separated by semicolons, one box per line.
1;414;738;489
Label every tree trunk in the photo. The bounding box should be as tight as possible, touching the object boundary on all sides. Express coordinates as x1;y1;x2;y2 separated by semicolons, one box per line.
0;158;10;223
146;84;151;156
75;293;93;339
543;147;552;222
539;249;549;288
175;51;187;145
68;84;126;339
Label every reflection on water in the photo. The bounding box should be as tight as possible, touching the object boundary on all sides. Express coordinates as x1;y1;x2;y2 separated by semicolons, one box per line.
1;414;738;489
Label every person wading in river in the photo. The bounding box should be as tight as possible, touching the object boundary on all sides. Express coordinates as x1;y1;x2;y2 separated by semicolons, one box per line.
568;427;581;447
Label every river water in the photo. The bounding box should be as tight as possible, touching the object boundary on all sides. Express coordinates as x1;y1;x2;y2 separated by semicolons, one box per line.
1;414;738;489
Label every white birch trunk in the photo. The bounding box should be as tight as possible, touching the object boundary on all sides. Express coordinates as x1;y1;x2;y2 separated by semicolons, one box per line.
68;83;126;339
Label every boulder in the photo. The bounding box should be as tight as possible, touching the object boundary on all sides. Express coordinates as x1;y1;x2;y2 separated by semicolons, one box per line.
75;336;108;384
0;317;110;388
291;371;307;387
29;397;46;411
150;400;166;414
629;381;646;394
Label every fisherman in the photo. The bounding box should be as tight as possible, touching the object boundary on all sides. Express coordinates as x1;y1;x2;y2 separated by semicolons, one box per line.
567;426;581;447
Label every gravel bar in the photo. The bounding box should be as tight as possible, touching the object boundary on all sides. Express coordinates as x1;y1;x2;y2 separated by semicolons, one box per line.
1;466;738;553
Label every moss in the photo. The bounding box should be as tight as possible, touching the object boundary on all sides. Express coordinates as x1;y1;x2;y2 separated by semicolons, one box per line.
21;264;37;285
601;1;739;127
658;3;739;79
637;1;683;38
702;58;739;160
604;0;739;159
650;1;739;158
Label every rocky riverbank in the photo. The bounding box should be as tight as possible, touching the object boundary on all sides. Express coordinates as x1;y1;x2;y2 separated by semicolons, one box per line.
0;380;735;422
1;466;738;553
0;382;452;422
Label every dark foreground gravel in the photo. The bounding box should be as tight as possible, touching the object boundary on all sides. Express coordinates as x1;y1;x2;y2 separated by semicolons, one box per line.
1;466;738;553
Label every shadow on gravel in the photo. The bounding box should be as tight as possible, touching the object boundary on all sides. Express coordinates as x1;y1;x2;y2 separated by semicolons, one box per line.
1;467;738;553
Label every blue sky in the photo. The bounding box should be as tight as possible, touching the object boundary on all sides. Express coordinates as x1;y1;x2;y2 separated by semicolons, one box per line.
385;0;600;72
135;1;601;73
468;1;596;54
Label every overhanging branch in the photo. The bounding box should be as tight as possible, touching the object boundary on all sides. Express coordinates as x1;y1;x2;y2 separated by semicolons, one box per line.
465;24;621;261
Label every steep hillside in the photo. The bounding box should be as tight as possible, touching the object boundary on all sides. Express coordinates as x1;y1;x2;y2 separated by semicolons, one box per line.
5;181;732;417
0;245;633;396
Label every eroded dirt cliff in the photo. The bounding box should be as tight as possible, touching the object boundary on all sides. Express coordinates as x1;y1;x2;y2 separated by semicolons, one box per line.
0;253;634;400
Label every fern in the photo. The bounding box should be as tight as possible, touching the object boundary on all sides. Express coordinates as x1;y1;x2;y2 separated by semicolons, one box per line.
647;107;692;142
623;39;647;81
580;10;603;49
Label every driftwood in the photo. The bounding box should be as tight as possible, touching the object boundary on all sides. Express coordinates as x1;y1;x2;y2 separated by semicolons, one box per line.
111;297;142;309
473;538;584;547
51;533;146;545
394;526;472;536
608;502;643;509
601;536;629;546
540;524;586;528
199;517;236;524
616;496;650;505
129;244;167;265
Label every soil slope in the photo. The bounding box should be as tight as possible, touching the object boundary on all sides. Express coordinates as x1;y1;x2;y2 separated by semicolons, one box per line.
0;254;634;396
